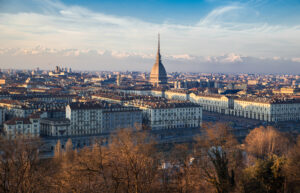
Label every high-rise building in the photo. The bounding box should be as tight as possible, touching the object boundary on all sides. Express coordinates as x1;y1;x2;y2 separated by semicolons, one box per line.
149;34;168;87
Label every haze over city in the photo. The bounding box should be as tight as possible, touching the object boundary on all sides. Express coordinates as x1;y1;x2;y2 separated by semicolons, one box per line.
1;0;300;73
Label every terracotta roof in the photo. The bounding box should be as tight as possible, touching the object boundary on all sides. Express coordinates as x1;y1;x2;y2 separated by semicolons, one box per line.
4;117;31;125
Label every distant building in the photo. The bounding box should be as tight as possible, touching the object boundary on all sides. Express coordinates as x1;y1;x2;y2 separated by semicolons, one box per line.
149;34;168;87
280;87;300;95
49;66;68;77
248;80;259;85
116;74;121;86
0;79;6;85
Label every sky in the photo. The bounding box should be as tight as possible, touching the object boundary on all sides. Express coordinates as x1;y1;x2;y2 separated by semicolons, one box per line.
0;0;300;73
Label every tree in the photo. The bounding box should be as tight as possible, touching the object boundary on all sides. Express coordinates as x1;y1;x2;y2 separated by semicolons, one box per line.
0;136;59;193
206;147;235;193
165;144;199;193
241;155;286;193
285;136;300;192
63;138;74;160
54;140;62;158
56;129;161;193
108;129;160;193
244;126;291;160
194;123;243;193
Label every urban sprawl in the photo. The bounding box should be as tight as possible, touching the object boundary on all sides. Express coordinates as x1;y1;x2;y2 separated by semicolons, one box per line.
1;37;300;156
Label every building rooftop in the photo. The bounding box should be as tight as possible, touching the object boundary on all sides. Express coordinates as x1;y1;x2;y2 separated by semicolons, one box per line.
127;96;201;109
68;101;140;111
236;96;300;104
4;117;31;125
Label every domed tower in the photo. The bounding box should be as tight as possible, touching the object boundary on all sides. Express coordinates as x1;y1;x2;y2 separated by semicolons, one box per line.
149;34;168;87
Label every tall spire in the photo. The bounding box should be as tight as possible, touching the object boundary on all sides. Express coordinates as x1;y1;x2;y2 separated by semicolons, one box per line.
158;33;160;53
150;33;168;87
156;33;161;63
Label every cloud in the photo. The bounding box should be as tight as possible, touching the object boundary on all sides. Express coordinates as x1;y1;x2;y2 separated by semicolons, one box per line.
292;58;300;63
198;5;242;26
169;54;195;60
205;53;243;63
0;0;300;72
1;46;299;74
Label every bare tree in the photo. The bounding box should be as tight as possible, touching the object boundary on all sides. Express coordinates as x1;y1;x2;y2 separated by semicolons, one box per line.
245;126;292;160
55;129;160;193
108;129;160;193
193;123;243;193
164;143;205;193
54;140;62;159
0;136;60;193
285;136;300;192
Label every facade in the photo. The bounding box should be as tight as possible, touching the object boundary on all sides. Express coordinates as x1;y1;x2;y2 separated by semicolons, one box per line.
0;99;36;119
190;93;233;114
66;102;142;136
233;98;300;122
102;107;142;132
3;116;40;138
92;90;202;130
190;93;300;122
280;87;300;95
118;89;300;122
125;98;202;130
149;34;168;87
66;103;104;136
165;90;190;101
40;118;70;137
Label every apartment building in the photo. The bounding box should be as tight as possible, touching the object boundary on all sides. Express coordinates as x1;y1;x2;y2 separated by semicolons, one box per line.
125;98;202;130
66;102;142;136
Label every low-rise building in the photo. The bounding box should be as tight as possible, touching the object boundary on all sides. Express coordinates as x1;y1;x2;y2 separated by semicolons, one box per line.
40;118;70;137
3;116;40;138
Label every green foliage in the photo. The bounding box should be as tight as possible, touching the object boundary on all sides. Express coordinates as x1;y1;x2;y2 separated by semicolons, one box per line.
207;147;235;193
241;155;286;193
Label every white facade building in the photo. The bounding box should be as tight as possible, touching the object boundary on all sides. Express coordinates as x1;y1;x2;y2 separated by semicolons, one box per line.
3;116;40;138
165;90;189;101
190;93;300;122
190;93;232;114
112;88;300;122
125;99;202;130
233;98;300;122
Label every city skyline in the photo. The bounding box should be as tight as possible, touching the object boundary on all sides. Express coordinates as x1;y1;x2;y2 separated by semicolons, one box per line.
1;0;300;73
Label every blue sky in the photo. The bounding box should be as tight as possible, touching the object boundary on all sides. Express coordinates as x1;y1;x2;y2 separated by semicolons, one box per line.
60;0;300;25
1;0;300;73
